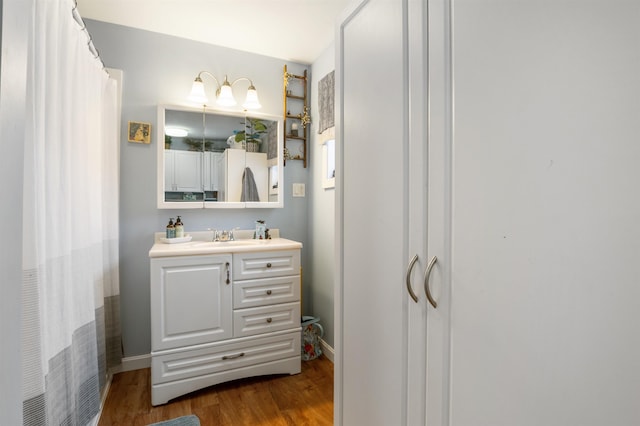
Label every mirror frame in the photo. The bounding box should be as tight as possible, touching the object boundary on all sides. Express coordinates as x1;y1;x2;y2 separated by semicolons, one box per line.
157;104;284;209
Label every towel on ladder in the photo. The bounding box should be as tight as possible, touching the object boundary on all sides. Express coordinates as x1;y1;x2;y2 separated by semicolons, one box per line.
241;167;260;202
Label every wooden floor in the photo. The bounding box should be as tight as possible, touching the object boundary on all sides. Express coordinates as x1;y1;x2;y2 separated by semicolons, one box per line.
98;356;333;426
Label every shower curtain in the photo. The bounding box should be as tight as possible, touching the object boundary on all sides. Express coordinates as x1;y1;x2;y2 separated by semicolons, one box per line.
22;1;121;424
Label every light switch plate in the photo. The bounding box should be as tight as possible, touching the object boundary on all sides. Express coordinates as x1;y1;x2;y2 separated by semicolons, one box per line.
293;183;305;197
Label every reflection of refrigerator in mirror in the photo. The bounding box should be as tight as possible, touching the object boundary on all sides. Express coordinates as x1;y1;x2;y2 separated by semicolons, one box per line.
203;152;223;201
223;149;268;202
269;166;279;200
216;153;226;202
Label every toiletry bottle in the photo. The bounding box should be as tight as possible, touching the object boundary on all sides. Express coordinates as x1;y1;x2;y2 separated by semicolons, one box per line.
166;218;175;238
175;216;184;238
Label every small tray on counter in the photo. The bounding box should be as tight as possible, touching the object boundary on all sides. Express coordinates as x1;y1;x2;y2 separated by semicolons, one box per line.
160;235;192;244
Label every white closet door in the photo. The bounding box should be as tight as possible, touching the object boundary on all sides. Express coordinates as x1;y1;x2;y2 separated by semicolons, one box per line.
337;0;409;425
428;1;640;425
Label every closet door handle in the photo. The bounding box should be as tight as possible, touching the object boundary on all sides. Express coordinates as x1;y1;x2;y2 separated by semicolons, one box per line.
405;254;419;303
423;256;438;308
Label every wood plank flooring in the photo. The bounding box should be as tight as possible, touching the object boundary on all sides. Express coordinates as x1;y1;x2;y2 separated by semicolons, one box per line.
98;356;333;426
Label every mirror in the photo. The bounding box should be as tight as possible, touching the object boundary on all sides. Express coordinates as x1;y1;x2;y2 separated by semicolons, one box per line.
157;105;283;209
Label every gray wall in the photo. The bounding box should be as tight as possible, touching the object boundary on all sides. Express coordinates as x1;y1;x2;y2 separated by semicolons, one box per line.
85;20;311;357
308;44;336;348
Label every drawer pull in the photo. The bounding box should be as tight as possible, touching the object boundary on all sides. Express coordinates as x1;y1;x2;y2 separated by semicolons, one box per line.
266;290;272;295
266;317;273;323
225;262;230;285
222;352;245;360
266;263;272;268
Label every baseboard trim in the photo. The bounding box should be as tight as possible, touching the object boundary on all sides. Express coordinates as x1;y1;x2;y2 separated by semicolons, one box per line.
320;338;334;363
92;370;114;426
120;353;151;372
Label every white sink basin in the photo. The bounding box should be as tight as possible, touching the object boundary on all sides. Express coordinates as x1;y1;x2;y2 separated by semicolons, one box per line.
149;237;302;258
190;239;269;247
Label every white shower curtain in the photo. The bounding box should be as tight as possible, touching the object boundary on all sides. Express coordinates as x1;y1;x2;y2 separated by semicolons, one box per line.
22;0;121;424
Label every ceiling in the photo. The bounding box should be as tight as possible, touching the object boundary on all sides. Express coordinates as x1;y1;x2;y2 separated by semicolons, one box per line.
77;0;351;64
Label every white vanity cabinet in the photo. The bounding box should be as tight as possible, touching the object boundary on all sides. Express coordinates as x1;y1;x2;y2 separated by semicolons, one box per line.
149;239;302;406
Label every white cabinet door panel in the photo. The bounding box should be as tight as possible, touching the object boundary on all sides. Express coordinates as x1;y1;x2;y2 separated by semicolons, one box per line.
427;2;640;425
151;254;232;351
338;0;408;425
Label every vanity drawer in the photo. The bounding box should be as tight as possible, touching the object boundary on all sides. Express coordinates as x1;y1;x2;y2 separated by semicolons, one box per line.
233;275;300;309
233;250;300;280
233;302;300;338
152;330;300;385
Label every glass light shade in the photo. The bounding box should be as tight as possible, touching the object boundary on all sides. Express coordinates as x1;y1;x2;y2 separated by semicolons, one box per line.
242;86;262;110
217;83;237;106
188;79;208;104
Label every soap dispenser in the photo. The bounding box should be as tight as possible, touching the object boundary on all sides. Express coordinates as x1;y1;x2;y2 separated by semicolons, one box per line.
175;216;184;238
166;218;175;238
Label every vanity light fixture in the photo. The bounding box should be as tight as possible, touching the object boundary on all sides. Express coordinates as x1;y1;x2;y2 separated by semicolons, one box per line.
188;71;262;110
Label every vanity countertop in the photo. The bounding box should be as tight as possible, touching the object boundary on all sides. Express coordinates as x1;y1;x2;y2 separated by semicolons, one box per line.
149;230;302;258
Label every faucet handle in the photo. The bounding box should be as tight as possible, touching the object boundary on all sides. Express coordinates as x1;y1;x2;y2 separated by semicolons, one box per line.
207;228;219;241
229;227;241;241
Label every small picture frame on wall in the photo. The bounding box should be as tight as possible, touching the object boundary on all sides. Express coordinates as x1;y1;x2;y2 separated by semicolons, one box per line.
128;121;151;144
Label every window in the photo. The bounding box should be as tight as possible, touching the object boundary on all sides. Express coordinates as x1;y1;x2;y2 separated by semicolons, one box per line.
322;138;335;189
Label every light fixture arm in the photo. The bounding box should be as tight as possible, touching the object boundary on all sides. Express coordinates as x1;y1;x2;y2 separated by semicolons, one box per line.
195;71;222;91
229;76;255;88
188;71;261;110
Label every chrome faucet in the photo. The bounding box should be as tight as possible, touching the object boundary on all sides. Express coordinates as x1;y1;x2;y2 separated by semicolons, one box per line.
211;227;240;242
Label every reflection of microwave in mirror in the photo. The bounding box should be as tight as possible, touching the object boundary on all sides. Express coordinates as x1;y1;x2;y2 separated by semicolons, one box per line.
158;105;283;209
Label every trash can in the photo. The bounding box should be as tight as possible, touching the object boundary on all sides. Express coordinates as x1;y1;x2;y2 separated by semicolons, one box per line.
301;316;324;361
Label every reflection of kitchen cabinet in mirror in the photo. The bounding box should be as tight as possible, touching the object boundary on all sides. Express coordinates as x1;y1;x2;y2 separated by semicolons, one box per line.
157;105;284;209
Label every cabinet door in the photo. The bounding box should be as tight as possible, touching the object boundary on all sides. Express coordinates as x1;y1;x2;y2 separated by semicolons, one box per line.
173;150;202;192
425;1;640;425
337;1;409;425
151;254;232;351
164;150;175;191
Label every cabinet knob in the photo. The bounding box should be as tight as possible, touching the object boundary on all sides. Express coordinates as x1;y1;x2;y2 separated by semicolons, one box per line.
266;290;272;295
266;318;273;323
266;263;272;268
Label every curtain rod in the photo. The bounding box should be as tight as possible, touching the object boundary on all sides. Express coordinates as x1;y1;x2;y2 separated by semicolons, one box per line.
71;0;107;73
